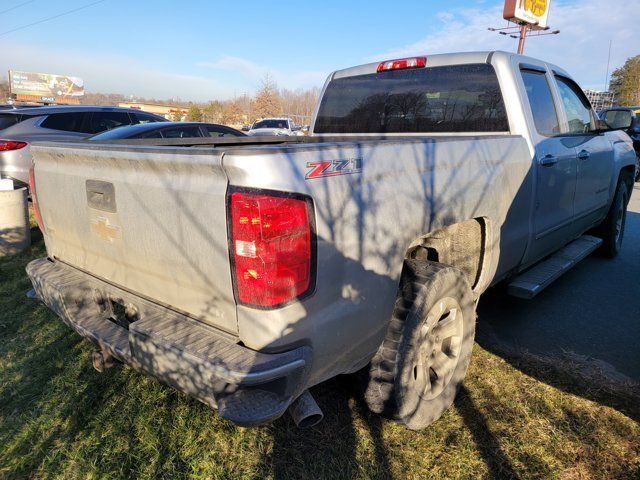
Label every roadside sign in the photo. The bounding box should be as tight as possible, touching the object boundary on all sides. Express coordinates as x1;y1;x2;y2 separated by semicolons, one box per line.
8;70;84;104
503;0;551;29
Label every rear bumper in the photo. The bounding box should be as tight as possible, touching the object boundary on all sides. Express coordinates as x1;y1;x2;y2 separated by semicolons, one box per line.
26;257;312;426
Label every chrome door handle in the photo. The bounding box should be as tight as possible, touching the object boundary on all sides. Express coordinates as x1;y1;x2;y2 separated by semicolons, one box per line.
578;149;590;160
539;154;558;167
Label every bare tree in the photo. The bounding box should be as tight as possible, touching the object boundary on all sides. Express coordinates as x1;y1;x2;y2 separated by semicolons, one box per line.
253;73;282;119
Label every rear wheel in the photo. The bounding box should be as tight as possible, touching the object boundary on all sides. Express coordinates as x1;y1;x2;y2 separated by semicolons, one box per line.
364;260;475;430
596;177;628;258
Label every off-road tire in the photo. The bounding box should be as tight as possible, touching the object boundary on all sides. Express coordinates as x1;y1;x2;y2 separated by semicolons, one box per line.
597;177;628;258
364;260;475;430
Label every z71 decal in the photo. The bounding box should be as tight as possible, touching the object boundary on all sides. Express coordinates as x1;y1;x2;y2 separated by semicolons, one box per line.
305;158;362;179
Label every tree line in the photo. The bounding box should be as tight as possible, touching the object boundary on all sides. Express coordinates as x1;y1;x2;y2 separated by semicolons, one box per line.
0;73;319;126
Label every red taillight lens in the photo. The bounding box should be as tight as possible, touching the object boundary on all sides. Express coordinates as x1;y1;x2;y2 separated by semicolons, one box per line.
377;57;426;72
0;140;27;151
28;166;44;231
229;190;314;308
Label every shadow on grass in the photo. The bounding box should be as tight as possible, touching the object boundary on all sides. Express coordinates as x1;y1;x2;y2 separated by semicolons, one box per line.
268;375;392;480
454;386;520;480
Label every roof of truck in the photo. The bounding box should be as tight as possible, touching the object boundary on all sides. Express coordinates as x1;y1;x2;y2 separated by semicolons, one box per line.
331;50;569;81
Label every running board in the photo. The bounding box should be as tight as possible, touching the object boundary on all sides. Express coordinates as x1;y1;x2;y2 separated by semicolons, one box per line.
508;235;602;299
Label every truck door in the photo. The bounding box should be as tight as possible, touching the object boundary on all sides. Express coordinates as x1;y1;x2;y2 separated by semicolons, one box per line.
553;75;614;233
520;67;578;265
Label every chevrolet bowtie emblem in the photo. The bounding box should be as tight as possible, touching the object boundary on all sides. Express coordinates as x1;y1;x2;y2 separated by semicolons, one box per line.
91;217;121;242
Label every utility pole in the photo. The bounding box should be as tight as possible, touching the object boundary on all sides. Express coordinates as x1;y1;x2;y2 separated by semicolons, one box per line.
604;39;612;91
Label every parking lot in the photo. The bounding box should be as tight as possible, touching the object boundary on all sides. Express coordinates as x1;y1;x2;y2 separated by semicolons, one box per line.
479;184;640;382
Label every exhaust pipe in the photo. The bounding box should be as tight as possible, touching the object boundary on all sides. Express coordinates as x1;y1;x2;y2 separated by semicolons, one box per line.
91;350;116;373
289;390;323;428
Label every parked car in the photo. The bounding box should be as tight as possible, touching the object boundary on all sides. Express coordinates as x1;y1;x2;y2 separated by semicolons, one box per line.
0;105;165;185
247;117;299;136
599;106;640;181
88;121;246;140
27;51;635;431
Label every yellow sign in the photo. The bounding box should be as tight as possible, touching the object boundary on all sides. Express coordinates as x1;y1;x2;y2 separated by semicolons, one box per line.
503;0;551;29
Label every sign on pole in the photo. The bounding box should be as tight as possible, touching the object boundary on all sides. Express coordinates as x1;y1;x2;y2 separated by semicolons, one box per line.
503;0;551;30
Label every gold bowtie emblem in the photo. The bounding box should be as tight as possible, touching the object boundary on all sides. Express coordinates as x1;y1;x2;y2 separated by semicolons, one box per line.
91;217;121;241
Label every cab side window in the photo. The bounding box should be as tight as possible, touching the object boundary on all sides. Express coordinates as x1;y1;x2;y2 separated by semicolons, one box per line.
521;69;560;136
554;76;595;134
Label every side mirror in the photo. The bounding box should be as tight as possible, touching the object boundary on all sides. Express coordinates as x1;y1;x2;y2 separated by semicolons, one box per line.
602;110;634;131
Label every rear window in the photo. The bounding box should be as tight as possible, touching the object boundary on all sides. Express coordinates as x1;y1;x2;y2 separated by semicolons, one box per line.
160;126;203;138
314;63;509;134
88;123;157;140
132;112;162;124
253;119;289;129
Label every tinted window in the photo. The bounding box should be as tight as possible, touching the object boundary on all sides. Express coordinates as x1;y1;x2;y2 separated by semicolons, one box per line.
40;112;88;132
160;126;203;138
132;112;162;124
252;119;290;129
0;114;20;130
87;112;132;134
205;125;241;137
315;64;508;133
521;70;560;136
139;130;163;139
555;76;594;134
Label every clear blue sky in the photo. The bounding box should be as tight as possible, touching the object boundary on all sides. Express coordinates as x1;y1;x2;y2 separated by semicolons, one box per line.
0;0;637;101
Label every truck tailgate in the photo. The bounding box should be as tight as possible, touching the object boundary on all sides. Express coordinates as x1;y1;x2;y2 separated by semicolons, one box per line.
30;144;237;334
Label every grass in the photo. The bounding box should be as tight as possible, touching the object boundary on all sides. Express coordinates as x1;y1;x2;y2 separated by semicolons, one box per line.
1;217;639;479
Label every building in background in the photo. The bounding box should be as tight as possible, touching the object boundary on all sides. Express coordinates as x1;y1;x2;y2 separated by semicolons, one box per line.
585;90;615;111
118;102;188;121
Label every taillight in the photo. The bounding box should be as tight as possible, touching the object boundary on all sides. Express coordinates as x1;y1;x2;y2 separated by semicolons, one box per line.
377;57;426;72
28;166;44;231
0;140;27;151
229;189;315;308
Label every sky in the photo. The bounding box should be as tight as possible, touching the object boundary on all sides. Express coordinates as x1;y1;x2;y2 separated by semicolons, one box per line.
0;0;637;101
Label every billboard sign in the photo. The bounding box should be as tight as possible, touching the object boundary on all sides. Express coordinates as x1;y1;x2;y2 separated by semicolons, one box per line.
503;0;551;29
8;70;84;102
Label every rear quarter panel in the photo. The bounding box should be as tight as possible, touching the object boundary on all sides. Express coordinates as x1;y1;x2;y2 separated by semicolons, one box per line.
223;136;533;385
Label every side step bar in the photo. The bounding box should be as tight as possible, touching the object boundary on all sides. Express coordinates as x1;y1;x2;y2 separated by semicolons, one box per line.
508;235;603;299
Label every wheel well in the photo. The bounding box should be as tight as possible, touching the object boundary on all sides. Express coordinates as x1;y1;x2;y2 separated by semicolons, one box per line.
406;218;488;291
620;165;635;197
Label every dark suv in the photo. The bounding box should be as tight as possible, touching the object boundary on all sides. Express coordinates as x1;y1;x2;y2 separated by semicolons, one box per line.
600;106;640;181
0;105;165;185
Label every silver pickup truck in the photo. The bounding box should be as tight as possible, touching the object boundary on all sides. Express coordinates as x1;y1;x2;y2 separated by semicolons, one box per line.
26;51;636;430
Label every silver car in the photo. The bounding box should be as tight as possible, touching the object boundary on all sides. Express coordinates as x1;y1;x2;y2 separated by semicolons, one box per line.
0;105;164;185
247;117;301;137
